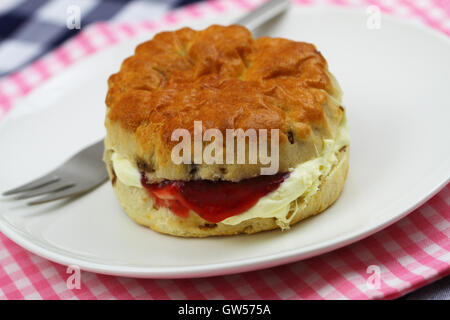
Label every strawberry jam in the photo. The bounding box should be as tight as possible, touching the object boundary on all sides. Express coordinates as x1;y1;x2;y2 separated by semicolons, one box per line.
141;172;290;223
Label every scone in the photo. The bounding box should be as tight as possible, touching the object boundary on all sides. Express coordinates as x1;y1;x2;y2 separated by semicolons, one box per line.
103;25;350;237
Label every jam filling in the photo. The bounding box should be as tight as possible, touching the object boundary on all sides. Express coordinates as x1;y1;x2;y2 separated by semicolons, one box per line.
141;172;290;223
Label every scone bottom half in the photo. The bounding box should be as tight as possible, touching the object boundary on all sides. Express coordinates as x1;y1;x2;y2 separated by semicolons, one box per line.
103;25;350;237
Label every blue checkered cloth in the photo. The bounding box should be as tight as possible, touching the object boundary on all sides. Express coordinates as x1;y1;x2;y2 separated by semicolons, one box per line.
0;0;202;77
402;276;450;300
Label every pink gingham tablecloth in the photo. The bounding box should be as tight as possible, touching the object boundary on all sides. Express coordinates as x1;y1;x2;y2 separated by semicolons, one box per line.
0;0;449;300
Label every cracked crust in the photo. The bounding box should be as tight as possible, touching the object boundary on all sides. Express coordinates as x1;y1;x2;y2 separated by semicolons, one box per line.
105;25;344;182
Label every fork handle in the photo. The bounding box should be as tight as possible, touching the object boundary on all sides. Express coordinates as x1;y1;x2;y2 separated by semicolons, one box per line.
233;0;291;31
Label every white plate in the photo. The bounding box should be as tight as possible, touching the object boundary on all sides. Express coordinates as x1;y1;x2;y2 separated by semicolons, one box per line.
0;6;449;279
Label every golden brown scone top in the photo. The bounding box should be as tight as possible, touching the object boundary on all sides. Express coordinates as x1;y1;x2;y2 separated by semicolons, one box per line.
105;25;344;181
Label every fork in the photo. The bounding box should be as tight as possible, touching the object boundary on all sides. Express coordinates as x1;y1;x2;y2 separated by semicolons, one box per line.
2;0;290;205
2;140;108;205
